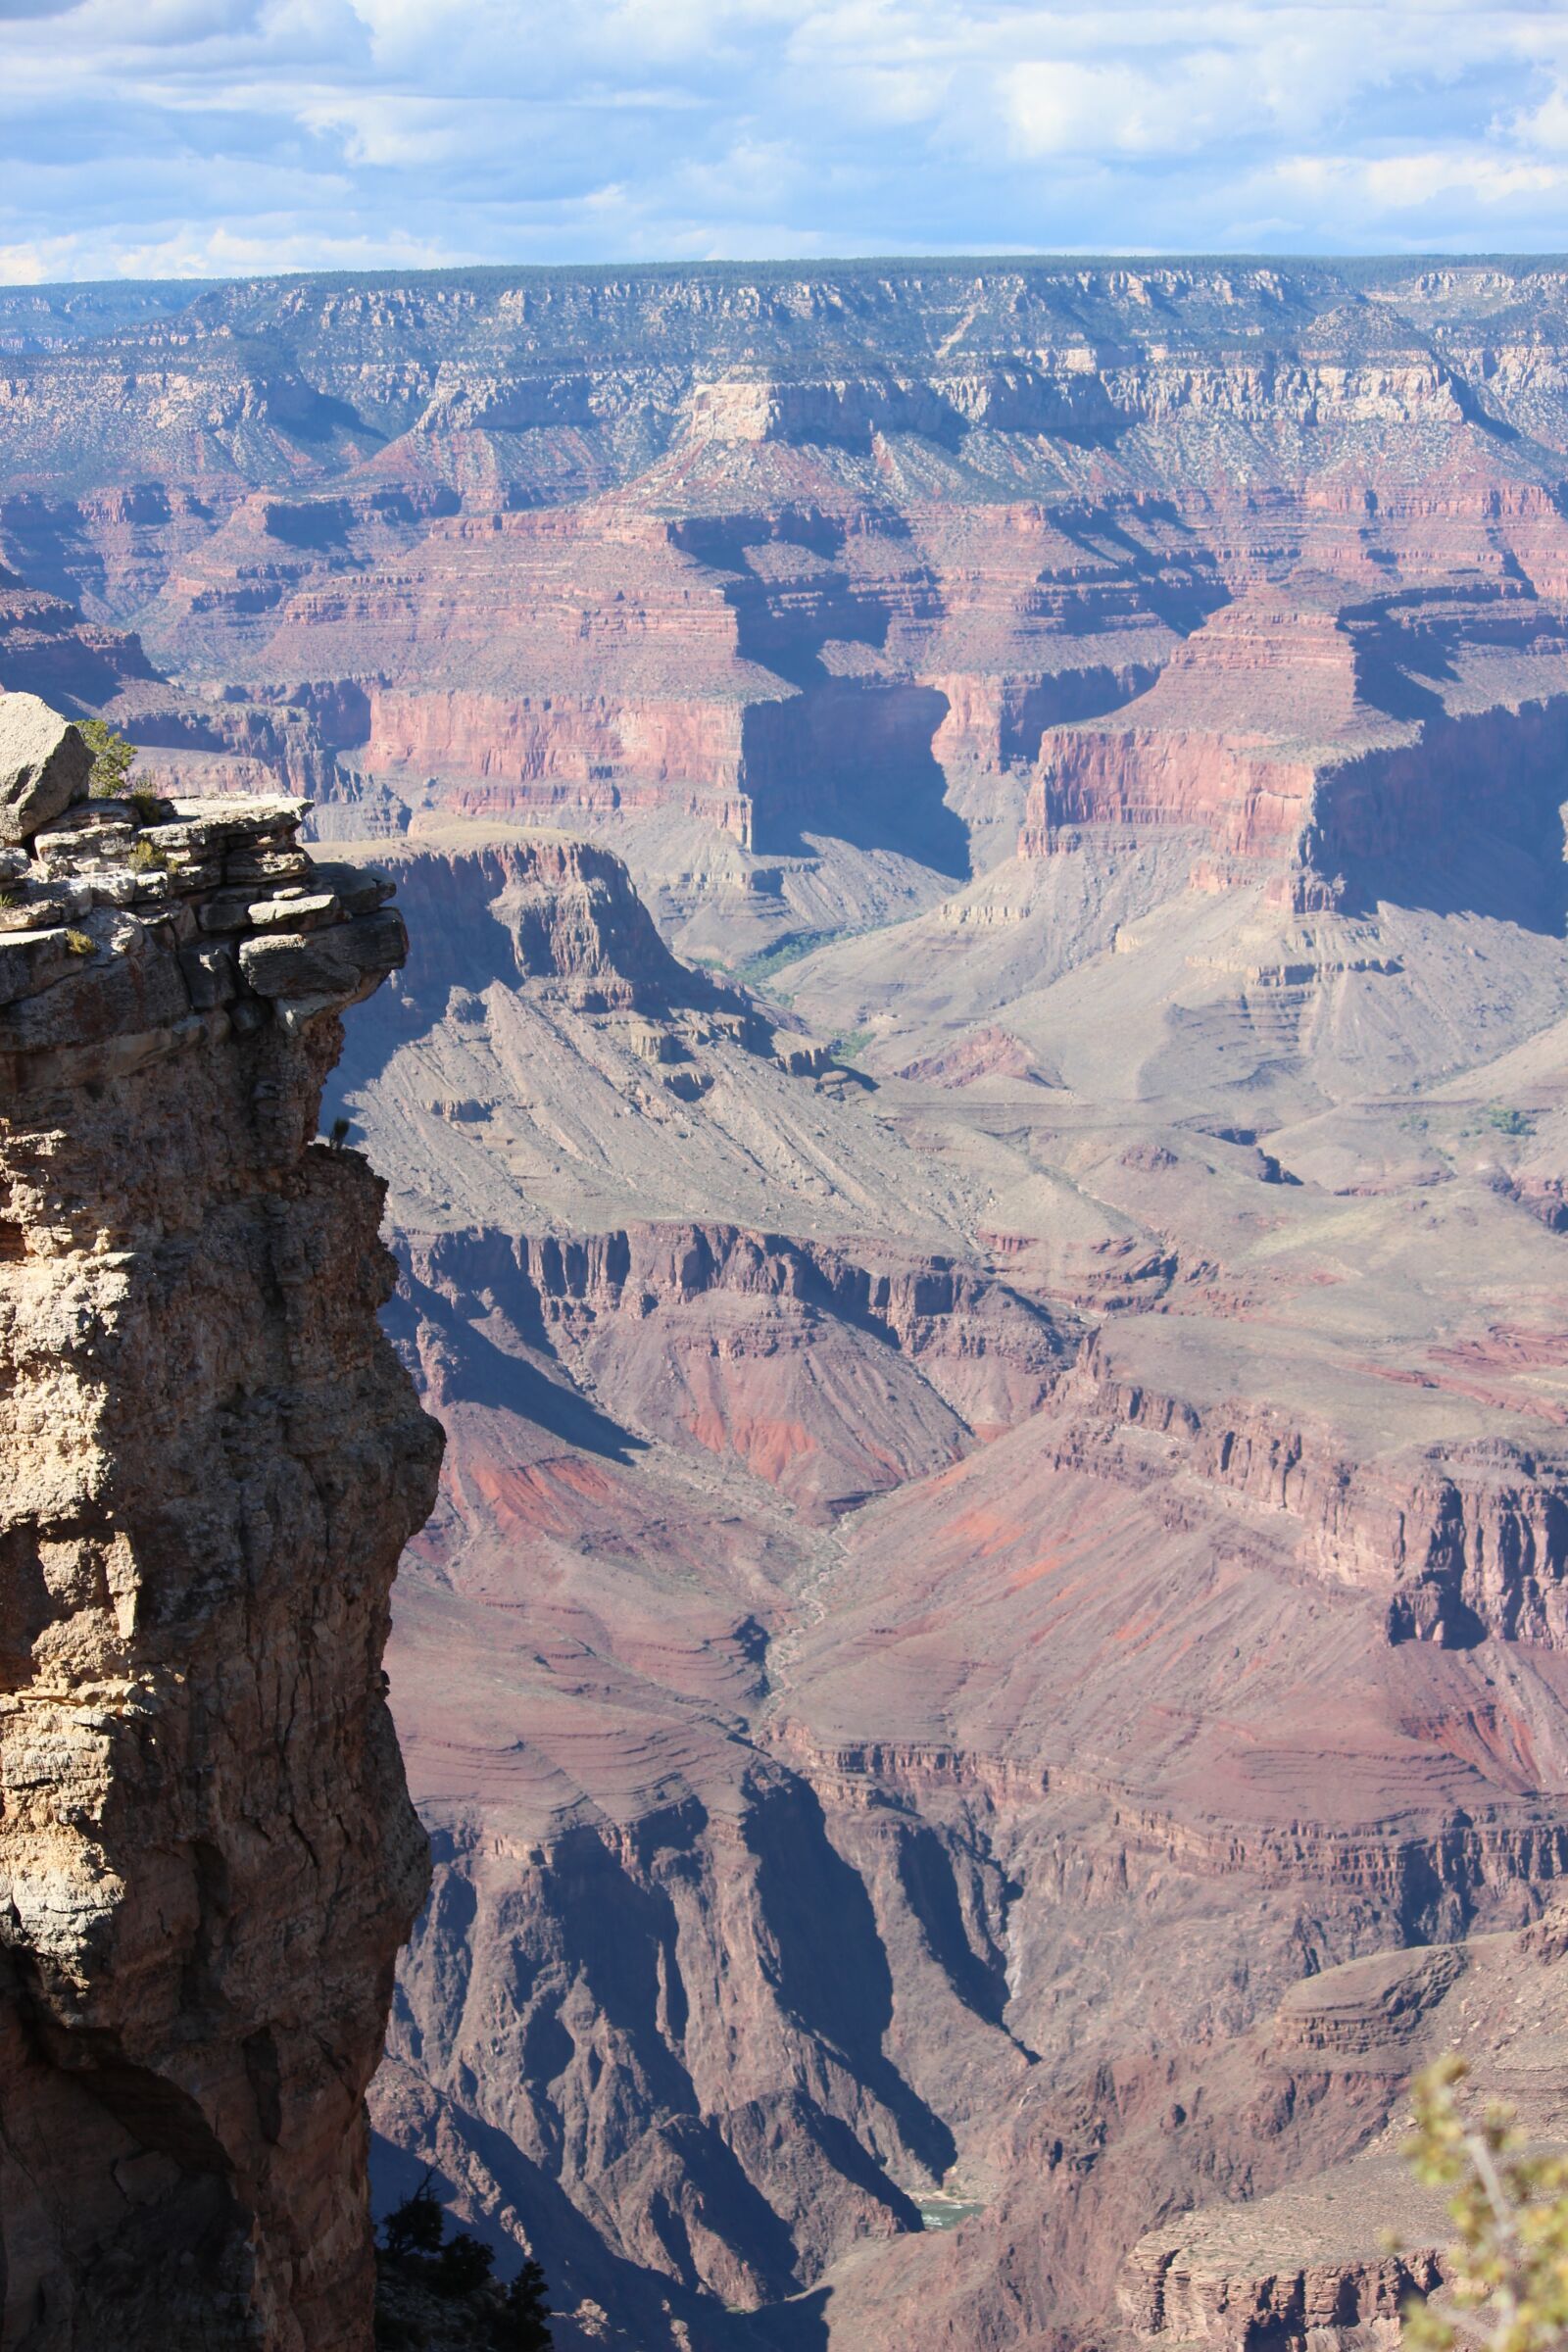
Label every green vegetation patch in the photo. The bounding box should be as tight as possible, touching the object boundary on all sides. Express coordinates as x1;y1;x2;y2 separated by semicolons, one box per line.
832;1026;874;1064
80;717;138;799
734;927;843;992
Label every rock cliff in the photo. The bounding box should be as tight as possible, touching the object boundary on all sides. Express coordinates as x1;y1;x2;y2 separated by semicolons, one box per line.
0;692;442;2346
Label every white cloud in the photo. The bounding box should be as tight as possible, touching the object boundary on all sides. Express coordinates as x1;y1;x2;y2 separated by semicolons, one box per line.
1503;77;1568;154
5;0;1568;276
292;92;479;169
1277;147;1568;214
111;220;460;276
1004;54;1258;159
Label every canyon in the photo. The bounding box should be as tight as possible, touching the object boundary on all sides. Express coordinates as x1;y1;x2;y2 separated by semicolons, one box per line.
2;258;1568;2348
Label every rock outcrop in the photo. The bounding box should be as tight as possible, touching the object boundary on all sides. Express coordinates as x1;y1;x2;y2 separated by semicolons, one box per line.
0;690;91;842
0;694;442;2347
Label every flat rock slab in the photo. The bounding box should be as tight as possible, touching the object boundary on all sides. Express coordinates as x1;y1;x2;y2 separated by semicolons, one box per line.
248;892;341;932
165;797;309;831
238;910;406;1000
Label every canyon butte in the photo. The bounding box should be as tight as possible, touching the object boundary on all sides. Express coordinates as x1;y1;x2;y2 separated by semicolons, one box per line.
1;257;1568;2350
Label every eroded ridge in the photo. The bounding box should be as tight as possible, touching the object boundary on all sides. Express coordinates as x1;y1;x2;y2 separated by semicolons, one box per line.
0;691;443;2348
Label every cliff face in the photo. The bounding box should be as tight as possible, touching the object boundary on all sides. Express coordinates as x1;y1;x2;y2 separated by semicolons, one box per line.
1051;1326;1568;1648
0;694;442;2347
1018;584;1568;923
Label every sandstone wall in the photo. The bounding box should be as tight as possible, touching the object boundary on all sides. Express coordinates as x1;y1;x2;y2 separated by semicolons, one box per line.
0;694;442;2348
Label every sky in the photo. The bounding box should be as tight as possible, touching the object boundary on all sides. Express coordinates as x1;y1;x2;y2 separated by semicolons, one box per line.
4;0;1568;282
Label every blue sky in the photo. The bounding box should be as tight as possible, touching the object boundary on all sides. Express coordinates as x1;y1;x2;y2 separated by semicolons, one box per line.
3;1;1568;279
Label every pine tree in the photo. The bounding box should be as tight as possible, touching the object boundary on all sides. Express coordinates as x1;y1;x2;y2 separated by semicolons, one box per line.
498;2258;553;2350
432;2230;495;2297
382;2173;445;2261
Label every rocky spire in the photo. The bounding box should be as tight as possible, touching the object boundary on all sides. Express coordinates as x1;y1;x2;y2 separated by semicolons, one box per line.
0;693;442;2348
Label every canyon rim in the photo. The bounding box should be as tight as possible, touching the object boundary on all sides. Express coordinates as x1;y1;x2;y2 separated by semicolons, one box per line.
0;256;1567;2349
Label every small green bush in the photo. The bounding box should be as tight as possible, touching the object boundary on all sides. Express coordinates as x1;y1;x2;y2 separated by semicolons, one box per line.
128;838;164;873
1485;1105;1536;1139
79;718;137;799
64;930;94;956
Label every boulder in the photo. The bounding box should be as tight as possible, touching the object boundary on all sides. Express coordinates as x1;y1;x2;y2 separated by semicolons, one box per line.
0;696;92;845
340;906;409;974
247;891;341;933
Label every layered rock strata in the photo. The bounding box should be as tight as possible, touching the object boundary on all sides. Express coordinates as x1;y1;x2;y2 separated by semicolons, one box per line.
1113;1907;1568;2352
1050;1323;1568;1647
1018;584;1568;919
16;261;1568;951
328;824;1568;2351
0;692;442;2347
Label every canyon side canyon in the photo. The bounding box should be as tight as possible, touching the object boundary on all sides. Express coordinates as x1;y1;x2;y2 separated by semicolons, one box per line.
2;259;1568;2349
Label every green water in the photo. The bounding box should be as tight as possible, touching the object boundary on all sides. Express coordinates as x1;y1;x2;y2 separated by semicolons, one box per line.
912;2191;988;2233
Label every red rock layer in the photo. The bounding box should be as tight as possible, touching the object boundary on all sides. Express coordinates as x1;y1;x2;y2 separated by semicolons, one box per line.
1020;582;1568;911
